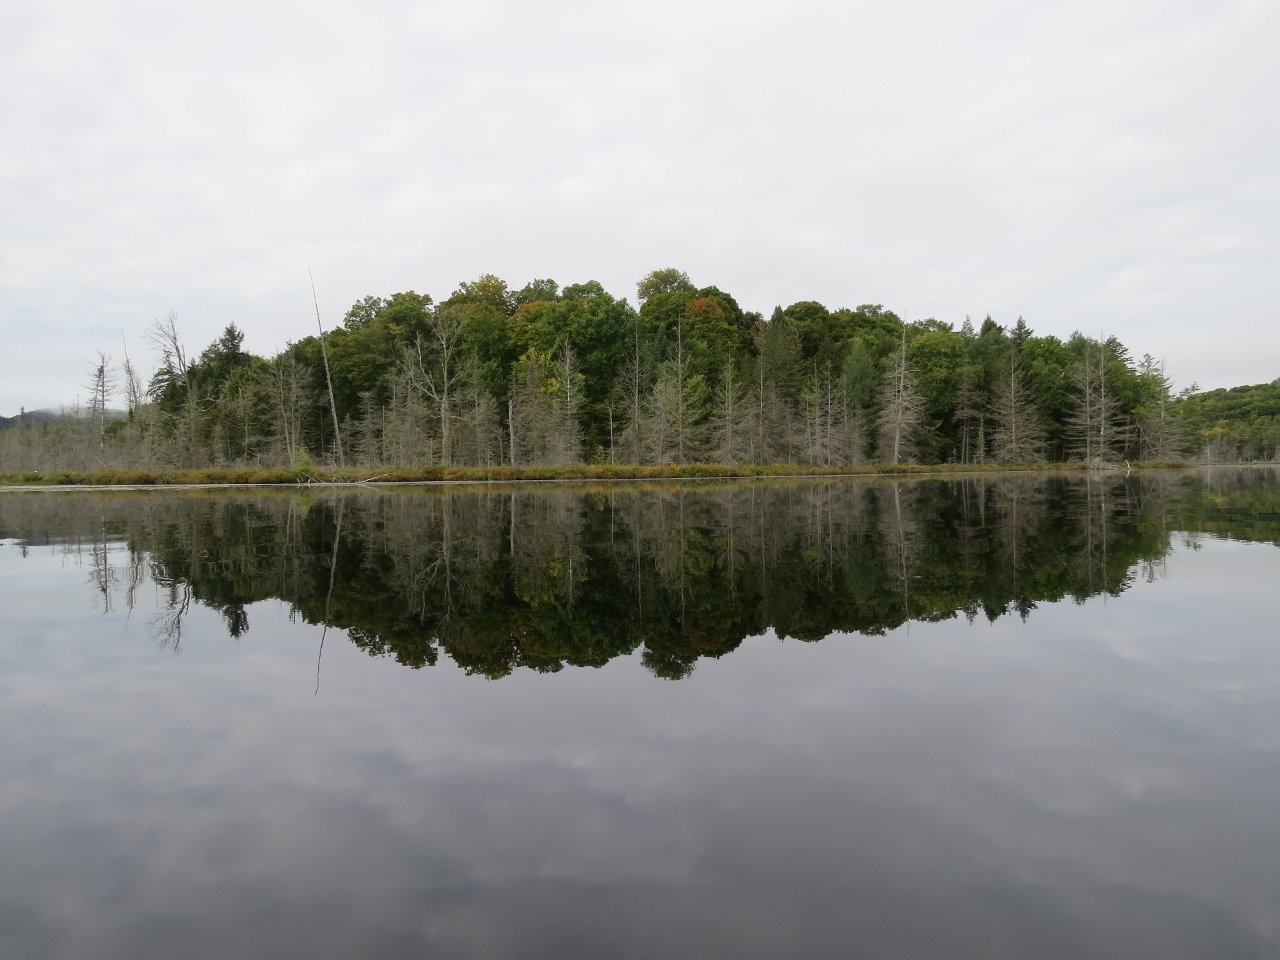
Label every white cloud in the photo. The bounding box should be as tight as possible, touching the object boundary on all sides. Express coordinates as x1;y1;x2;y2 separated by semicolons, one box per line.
1;0;1277;410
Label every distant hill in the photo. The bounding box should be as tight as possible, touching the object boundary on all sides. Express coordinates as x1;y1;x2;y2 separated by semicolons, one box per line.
0;409;62;431
0;408;127;431
1177;378;1280;461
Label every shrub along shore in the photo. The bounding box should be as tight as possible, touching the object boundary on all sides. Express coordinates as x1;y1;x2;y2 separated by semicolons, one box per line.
0;460;1198;489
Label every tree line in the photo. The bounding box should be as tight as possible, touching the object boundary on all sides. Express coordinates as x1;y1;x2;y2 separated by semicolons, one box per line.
0;268;1239;473
1175;379;1280;462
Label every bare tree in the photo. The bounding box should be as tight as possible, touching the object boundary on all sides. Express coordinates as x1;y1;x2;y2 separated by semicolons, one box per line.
1135;356;1193;462
876;328;928;463
672;320;704;464
147;312;201;465
509;347;581;467
405;306;466;466
952;366;983;464
114;334;154;464
457;365;504;467
989;357;1045;464
383;363;434;466
120;335;145;418
83;352;118;452
552;344;585;465
263;353;313;466
709;360;752;464
801;361;868;466
613;314;651;465
1066;338;1125;466
508;396;518;467
310;272;345;466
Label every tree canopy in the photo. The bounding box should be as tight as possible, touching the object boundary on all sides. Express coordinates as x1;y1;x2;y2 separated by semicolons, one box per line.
3;268;1268;471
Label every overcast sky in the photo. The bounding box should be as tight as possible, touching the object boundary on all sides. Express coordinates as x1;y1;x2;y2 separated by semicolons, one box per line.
1;0;1277;413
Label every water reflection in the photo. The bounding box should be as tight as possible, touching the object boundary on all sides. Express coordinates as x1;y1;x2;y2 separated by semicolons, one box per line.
2;467;1277;678
4;469;1280;959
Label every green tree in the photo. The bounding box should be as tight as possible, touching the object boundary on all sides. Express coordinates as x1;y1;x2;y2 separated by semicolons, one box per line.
637;268;695;303
523;283;635;453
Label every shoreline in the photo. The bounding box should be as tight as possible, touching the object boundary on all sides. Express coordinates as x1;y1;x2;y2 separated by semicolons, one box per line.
0;460;1249;493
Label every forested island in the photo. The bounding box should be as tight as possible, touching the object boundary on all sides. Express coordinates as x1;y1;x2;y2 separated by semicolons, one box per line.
2;268;1276;478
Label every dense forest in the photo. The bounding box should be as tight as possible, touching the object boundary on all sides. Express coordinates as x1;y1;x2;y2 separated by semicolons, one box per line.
2;470;1276;679
1;268;1273;473
1177;380;1280;462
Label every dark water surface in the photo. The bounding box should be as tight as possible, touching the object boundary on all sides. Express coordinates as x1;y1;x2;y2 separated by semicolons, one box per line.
2;469;1279;959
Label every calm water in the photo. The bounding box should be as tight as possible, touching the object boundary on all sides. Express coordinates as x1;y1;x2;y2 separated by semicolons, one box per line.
2;469;1279;959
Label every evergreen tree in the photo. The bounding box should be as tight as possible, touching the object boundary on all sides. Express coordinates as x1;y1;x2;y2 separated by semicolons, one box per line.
457;365;504;467
749;314;801;464
644;320;708;464
510;350;556;466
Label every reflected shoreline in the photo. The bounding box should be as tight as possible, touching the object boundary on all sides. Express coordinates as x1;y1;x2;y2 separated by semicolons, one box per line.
3;467;1278;680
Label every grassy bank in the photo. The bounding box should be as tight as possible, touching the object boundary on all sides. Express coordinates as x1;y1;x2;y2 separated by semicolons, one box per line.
0;461;1201;489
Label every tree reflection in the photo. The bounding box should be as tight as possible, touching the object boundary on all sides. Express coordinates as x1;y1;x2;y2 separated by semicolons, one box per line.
3;468;1278;679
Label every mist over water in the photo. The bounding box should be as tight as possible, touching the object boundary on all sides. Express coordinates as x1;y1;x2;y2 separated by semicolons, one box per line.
2;469;1279;959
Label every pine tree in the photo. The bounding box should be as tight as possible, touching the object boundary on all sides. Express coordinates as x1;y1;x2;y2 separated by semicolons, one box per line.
645;321;708;464
504;345;585;467
510;350;556;466
457;366;503;467
351;392;379;467
748;313;802;464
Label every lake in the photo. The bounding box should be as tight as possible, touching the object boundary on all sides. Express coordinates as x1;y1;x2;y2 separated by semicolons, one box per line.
2;469;1279;959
